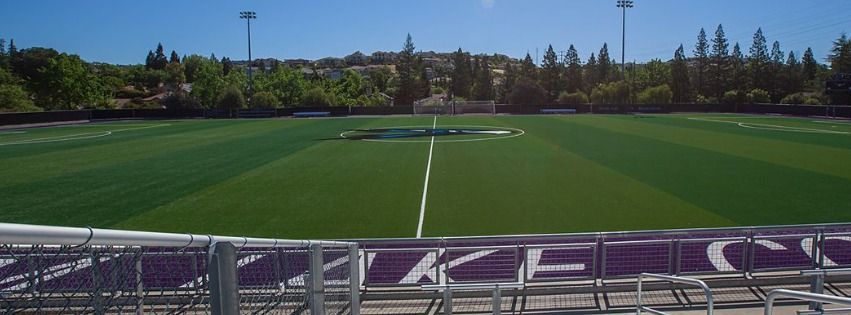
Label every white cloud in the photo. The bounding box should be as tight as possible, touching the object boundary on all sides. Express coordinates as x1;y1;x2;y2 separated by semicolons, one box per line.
481;0;495;9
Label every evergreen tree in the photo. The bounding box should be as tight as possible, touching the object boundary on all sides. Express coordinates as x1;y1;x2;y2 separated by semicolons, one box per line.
152;43;168;70
597;43;612;83
170;50;180;64
0;39;6;56
802;47;818;81
417;56;431;98
693;28;710;97
710;24;729;98
520;53;537;81
540;45;562;100
8;39;16;56
748;28;770;92
769;41;785;102
472;56;494;101
784;51;802;97
730;43;747;91
671;44;692;103
145;51;155;70
221;57;233;76
396;34;419;105
583;53;598;93
451;48;472;99
501;63;517;103
564;45;583;93
829;33;851;74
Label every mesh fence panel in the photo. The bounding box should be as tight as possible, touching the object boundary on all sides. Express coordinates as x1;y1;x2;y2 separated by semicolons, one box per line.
604;241;672;278
364;249;439;286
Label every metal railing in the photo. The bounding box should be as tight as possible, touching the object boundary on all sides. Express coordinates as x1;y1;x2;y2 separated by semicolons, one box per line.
421;282;524;315
0;223;359;315
636;273;713;315
800;268;851;313
764;289;851;315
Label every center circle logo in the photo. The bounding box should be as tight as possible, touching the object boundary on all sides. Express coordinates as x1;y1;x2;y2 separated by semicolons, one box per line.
339;125;525;143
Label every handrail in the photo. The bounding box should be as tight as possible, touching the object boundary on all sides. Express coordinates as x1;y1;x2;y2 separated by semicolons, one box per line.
764;289;851;315
637;273;713;315
421;282;524;291
0;222;354;248
801;268;851;276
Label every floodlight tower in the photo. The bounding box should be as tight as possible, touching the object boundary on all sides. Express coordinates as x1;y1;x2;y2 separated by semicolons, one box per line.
240;11;257;100
616;0;633;78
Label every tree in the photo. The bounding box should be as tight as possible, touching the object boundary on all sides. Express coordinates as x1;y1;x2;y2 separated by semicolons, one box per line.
597;43;612;83
829;33;851;74
558;91;588;104
217;85;246;109
221;57;233;76
671;45;691;103
710;24;729;98
583;53;598;93
693;28;710;97
520;53;537;81
302;86;335;106
182;54;205;83
8;39;17;57
784;51;802;97
540;45;562;101
251;91;279;108
729;43;747;91
748;28;770;92
145;51;155;70
333;69;367;106
417;56;431;98
450;48;472;99
0;38;6;56
564;45;583;93
632;59;670;93
395;34;418;105
165;62;186;86
253;66;307;106
161;92;200;109
590;81;629;104
769;41;785;102
802;47;818;82
153;43;167;70
37;53;112;109
190;57;225;107
500;62;516;103
637;84;673;104
472;56;494;101
0;84;39;112
508;79;546;105
169;50;180;64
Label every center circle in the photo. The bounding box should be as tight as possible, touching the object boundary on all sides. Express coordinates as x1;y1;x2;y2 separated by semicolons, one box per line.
339;125;525;143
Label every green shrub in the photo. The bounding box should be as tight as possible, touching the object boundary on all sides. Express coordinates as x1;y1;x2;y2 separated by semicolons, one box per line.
251;91;279;108
637;84;673;104
0;84;41;113
302;87;335;106
747;89;771;103
558;91;589;105
781;93;822;105
721;90;747;104
508;79;547;105
590;81;629;104
217;86;246;109
695;94;718;104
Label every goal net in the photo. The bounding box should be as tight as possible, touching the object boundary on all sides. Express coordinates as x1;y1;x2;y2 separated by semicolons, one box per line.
452;100;496;115
413;98;451;115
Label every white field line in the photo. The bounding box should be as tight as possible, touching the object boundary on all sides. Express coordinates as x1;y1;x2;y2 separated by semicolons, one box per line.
0;124;170;146
416;116;437;238
687;117;849;135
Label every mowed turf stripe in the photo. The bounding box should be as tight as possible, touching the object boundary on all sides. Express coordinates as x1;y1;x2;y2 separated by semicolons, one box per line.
568;115;851;181
542;116;851;226
421;115;735;236
0;120;304;187
640;114;851;150
115;117;435;239
0;119;340;228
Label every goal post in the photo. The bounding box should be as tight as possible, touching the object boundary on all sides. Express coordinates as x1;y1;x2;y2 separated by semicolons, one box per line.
451;100;496;116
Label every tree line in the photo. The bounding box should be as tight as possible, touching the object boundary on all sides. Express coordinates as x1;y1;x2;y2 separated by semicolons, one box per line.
1;27;850;113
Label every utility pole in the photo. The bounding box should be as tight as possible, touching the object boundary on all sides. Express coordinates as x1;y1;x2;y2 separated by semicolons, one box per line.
239;11;257;103
616;0;634;79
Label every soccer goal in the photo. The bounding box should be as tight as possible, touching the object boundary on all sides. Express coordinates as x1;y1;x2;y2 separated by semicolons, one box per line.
413;98;451;115
452;100;496;115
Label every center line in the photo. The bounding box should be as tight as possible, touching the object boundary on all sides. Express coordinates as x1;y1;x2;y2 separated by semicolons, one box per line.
416;115;437;238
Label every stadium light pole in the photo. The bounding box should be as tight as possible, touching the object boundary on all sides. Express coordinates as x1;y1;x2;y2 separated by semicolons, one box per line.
240;11;257;102
616;0;633;79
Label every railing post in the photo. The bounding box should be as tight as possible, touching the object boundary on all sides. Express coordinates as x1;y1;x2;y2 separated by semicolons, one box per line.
443;286;453;315
348;244;361;315
309;244;326;315
208;242;239;315
636;275;643;315
492;284;501;315
809;273;825;312
135;252;144;315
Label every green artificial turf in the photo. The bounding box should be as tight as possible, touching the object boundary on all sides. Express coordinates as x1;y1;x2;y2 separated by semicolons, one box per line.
2;114;850;239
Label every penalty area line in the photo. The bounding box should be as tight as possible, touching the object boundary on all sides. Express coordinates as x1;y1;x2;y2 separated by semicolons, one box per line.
416;115;437;238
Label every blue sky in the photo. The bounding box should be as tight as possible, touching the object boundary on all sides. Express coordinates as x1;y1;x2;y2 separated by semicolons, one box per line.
1;0;848;65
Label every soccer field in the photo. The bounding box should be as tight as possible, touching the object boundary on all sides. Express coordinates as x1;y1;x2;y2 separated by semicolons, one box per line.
2;114;851;239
